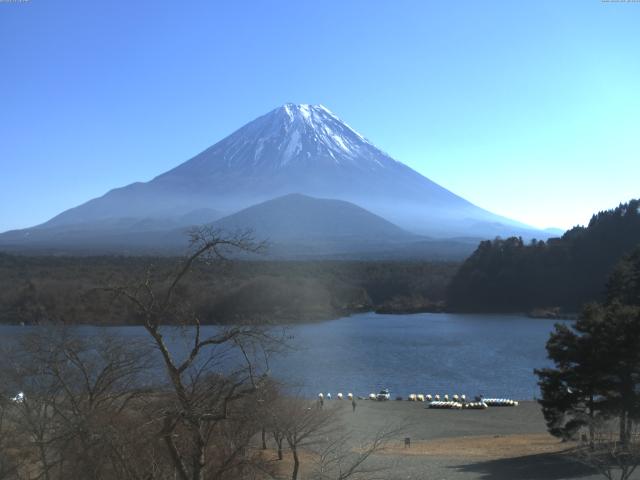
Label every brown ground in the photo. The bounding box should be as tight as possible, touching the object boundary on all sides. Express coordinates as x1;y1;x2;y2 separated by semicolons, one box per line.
267;400;639;480
383;433;570;460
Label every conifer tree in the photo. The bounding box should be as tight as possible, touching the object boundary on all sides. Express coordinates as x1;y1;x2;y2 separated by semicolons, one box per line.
536;247;640;445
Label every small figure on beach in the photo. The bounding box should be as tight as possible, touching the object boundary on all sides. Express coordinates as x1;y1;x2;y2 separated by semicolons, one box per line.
352;398;357;412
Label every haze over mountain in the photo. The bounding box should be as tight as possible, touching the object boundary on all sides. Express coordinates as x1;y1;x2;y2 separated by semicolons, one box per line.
201;194;476;259
212;194;413;243
0;194;479;259
0;104;553;255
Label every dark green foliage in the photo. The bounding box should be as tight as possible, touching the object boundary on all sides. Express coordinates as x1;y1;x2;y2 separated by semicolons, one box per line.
535;306;620;442
448;199;640;312
607;247;640;306
535;250;640;444
0;254;458;325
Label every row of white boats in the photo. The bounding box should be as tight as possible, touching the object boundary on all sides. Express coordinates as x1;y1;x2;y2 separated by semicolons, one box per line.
428;399;519;409
317;390;518;409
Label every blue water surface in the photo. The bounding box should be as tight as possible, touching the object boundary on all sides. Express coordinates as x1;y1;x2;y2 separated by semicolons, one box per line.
0;312;568;400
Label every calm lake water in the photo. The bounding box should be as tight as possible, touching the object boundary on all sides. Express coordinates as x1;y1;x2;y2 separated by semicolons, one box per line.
0;312;568;400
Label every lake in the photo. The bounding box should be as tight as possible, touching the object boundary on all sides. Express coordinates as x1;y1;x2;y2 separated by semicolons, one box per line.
0;312;568;400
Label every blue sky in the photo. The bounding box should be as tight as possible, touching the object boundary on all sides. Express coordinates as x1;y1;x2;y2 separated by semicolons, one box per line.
1;0;639;232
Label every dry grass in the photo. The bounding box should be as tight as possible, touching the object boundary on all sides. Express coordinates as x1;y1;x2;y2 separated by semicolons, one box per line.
380;433;575;460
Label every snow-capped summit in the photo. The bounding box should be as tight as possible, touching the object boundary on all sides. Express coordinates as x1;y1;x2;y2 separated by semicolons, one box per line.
1;103;549;250
172;103;392;174
276;103;372;164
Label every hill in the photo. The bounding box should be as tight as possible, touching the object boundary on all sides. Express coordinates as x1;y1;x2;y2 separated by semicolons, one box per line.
0;254;458;325
212;194;412;242
446;199;640;312
0;194;479;259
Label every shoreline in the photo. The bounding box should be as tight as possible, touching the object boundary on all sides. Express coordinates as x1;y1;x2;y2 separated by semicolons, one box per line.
0;308;578;327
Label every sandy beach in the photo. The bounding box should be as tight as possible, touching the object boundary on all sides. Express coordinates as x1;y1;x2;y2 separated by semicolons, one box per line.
268;400;632;480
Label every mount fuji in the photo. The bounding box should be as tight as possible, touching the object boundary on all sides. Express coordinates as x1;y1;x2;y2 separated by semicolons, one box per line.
0;104;550;256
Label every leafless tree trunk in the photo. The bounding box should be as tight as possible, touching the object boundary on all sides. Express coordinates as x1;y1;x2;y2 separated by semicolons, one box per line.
267;395;403;480
0;397;23;480
109;227;278;480
310;424;403;480
0;328;157;480
291;445;300;480
574;421;640;480
273;431;284;461
261;427;267;450
266;396;338;480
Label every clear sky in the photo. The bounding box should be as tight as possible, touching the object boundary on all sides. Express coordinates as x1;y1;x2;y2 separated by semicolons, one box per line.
1;0;639;232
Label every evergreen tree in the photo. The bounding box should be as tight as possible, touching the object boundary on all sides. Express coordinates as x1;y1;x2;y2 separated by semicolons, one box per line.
607;247;640;306
535;306;612;443
535;249;640;445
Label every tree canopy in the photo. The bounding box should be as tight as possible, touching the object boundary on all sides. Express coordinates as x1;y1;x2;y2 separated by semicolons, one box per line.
535;246;640;447
448;199;640;312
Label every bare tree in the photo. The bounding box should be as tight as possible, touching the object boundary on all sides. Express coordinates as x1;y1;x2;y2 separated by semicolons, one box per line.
1;333;68;480
0;328;156;480
266;395;403;480
0;395;24;480
573;420;640;480
0;227;403;480
253;379;282;456
109;227;279;480
310;424;403;480
268;397;338;480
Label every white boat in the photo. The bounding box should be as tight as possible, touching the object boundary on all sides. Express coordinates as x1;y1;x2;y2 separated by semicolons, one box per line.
463;401;488;409
428;401;462;409
376;389;391;401
483;398;518;407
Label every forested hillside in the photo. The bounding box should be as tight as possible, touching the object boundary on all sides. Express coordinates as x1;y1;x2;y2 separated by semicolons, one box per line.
447;199;640;313
0;255;457;325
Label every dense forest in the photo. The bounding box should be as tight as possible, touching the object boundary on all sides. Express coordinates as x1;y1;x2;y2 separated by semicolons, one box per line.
5;199;638;324
0;254;457;325
447;199;640;313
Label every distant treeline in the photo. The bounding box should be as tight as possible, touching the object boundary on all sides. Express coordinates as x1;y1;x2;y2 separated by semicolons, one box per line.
0;255;457;325
447;199;640;313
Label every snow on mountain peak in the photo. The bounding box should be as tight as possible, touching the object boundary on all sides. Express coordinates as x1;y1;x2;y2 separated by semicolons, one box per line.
165;103;404;182
25;102;545;245
204;103;392;171
270;103;374;163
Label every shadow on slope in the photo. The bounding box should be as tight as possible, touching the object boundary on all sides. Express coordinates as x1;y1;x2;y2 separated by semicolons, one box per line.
450;452;598;480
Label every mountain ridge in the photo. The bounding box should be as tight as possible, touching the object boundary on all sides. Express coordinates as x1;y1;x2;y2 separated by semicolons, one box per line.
0;103;553;254
0;194;480;259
